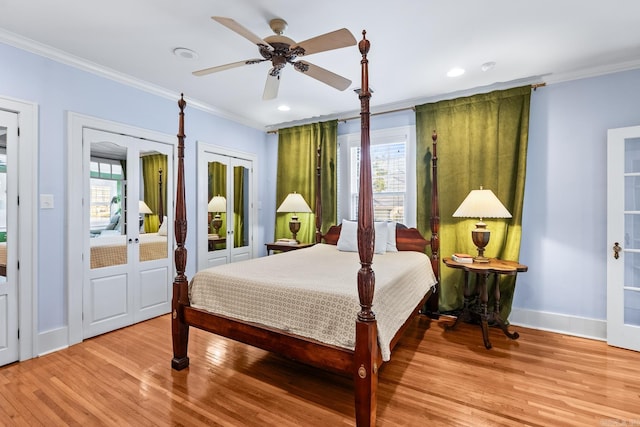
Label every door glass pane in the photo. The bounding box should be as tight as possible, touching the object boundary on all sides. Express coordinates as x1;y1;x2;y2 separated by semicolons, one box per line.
0;128;6;282
234;165;249;249
624;289;640;326
90;141;127;268
624;214;640;249
623;251;640;286
624;137;640;173
208;161;227;252
139;151;168;262
624;177;640;211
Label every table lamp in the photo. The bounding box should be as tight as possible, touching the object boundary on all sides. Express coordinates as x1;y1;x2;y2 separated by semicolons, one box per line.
139;200;153;231
276;192;312;242
452;186;511;263
207;195;226;238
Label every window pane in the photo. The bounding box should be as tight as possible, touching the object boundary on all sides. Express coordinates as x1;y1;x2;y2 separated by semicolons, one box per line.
350;141;406;223
90;178;119;229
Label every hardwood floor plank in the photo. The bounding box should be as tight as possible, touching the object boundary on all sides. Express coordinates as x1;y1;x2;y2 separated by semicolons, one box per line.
1;314;639;426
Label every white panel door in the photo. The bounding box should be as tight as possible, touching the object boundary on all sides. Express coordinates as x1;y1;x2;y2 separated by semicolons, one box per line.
607;125;640;351
83;129;173;339
0;110;18;366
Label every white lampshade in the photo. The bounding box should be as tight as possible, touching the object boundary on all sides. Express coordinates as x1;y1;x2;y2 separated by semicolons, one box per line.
208;195;226;213
276;192;312;214
452;187;511;220
138;200;153;215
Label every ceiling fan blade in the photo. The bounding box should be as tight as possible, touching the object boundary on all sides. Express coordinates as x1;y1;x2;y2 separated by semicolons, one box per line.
192;59;263;76
294;28;356;56
212;16;271;48
295;60;352;91
263;72;280;100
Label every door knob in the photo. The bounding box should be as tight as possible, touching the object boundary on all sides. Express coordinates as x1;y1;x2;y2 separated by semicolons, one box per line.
613;242;622;259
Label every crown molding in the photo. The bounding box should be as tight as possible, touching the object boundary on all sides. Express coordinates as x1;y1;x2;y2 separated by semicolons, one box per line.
0;28;265;131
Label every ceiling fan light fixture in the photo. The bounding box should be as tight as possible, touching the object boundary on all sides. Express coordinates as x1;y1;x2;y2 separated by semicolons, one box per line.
173;47;199;60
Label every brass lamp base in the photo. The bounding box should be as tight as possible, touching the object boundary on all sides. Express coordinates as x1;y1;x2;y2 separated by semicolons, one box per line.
289;215;301;242
211;215;223;238
471;221;490;263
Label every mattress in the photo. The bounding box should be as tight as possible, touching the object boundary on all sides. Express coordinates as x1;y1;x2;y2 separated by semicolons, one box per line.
90;232;167;269
189;243;436;361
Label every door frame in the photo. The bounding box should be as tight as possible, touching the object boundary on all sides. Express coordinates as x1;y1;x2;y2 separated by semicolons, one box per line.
607;124;640;351
197;141;258;270
67;113;175;346
0;95;38;362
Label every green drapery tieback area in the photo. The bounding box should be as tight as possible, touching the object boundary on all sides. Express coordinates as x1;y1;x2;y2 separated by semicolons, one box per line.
142;154;167;233
416;86;531;320
276;121;337;243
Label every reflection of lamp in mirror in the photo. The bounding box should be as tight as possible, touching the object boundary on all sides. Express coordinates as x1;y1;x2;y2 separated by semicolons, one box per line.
276;192;312;242
208;195;226;238
139;200;153;232
452;186;512;263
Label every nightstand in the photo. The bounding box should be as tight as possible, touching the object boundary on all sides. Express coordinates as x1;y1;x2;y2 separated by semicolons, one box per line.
265;242;315;255
443;257;528;349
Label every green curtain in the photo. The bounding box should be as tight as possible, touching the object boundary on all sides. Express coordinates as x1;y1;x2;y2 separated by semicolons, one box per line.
142;154;167;233
276;121;337;243
208;161;227;235
233;166;245;247
416;86;530;320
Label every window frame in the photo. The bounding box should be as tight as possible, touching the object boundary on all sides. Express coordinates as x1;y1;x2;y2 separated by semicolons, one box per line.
337;125;417;227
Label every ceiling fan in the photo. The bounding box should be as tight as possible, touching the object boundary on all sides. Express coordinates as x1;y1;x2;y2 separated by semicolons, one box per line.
193;16;357;100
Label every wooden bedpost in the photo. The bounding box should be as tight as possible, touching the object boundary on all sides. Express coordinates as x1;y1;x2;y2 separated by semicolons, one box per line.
315;147;322;244
354;30;377;427
171;94;190;370
424;130;441;315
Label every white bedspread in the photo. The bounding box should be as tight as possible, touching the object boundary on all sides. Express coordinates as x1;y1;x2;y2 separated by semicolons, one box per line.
189;243;436;361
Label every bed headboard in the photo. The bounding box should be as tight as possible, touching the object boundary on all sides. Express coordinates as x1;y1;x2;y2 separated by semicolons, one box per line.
323;223;428;253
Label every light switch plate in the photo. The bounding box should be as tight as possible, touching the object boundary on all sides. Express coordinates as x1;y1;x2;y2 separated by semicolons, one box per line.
40;194;54;209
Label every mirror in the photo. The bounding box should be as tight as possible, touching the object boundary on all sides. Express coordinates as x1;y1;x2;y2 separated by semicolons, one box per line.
233;164;249;249
208;160;227;252
0;129;6;282
139;151;168;262
89;140;128;268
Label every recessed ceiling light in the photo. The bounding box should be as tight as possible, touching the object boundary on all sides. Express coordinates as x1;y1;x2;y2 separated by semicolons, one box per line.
447;67;465;77
172;47;199;60
481;61;496;72
278;105;290;112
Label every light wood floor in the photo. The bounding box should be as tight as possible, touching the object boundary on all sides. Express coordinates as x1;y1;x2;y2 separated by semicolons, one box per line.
1;314;639;426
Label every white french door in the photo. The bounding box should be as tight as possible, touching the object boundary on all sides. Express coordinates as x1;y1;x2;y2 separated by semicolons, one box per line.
82;129;173;339
0;110;18;366
607;125;640;351
197;143;255;270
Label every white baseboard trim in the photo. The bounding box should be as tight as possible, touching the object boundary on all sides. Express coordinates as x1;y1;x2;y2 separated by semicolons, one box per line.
509;307;606;341
37;326;69;356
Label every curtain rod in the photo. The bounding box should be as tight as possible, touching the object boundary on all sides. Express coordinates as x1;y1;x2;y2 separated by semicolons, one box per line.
266;82;545;134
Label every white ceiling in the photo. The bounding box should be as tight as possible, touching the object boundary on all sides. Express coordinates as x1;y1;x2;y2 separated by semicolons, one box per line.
1;0;640;131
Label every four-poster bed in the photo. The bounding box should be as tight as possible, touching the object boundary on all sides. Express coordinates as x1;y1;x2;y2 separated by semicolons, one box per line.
171;32;441;426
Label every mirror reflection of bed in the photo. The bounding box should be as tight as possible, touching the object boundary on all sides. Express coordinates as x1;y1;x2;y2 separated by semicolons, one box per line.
0;135;6;282
89;166;168;269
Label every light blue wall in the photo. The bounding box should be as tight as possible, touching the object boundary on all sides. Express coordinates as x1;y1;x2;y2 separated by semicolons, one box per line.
517;69;640;320
0;42;268;334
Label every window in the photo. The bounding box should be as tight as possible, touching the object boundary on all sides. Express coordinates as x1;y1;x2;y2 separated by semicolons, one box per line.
90;158;124;230
338;126;416;226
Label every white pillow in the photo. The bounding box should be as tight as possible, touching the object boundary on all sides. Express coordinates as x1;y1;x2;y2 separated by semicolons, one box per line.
337;220;387;254
386;221;398;252
336;220;358;252
158;216;168;236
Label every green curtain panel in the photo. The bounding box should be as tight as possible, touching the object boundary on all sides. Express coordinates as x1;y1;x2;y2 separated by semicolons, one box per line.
416;86;530;320
142;154;167;233
276;121;337;243
208;161;227;235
